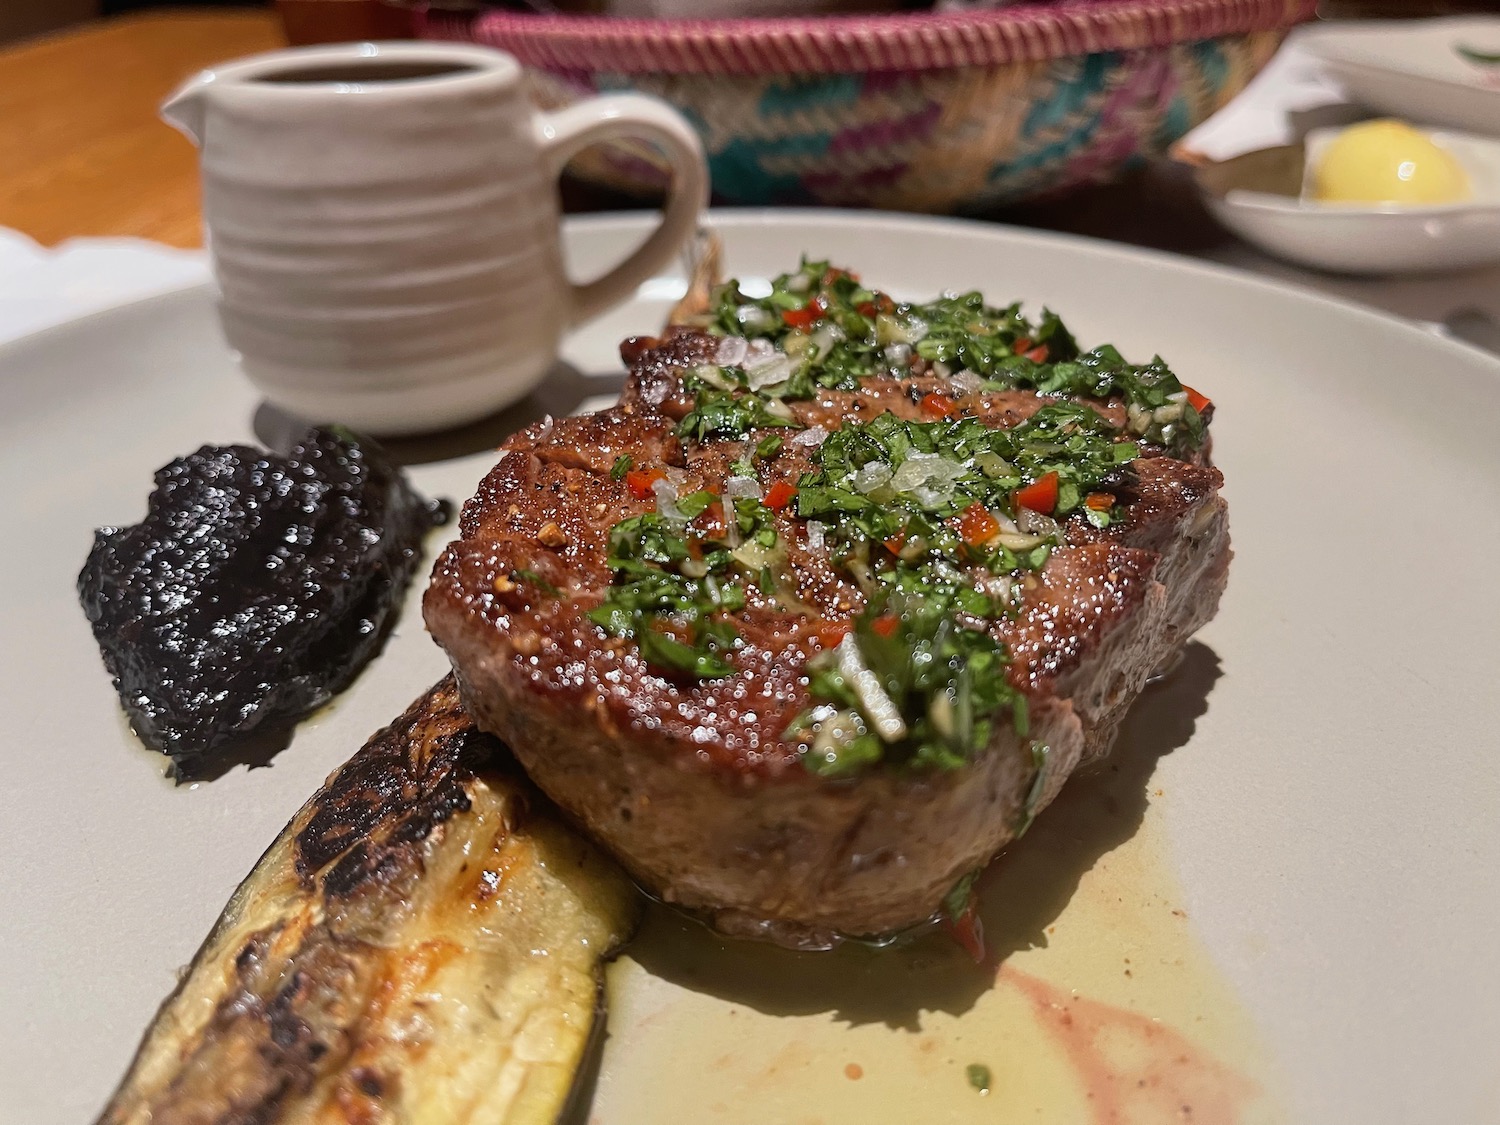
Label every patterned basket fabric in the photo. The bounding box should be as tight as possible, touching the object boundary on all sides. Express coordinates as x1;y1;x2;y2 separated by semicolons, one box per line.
420;2;1312;212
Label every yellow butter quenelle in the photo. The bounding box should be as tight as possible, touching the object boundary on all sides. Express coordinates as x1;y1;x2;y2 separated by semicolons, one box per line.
1313;119;1471;205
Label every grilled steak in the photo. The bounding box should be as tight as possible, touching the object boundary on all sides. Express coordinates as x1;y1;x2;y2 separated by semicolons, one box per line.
425;262;1229;949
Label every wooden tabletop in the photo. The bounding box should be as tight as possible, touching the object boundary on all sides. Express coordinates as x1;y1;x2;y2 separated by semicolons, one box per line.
0;11;286;249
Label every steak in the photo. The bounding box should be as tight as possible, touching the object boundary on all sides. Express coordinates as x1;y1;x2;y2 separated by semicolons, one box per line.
425;268;1229;949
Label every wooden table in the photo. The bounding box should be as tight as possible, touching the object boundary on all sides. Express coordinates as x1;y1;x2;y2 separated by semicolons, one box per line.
0;11;286;249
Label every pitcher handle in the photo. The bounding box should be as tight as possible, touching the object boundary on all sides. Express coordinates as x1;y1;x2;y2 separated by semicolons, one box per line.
535;95;709;327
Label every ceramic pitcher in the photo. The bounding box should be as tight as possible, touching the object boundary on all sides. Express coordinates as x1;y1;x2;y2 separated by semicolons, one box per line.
162;41;708;435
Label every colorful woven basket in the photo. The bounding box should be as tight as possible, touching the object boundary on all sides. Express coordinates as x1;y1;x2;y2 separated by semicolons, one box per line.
420;0;1316;213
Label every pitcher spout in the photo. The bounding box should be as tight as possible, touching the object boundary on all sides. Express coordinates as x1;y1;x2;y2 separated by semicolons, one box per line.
160;69;216;147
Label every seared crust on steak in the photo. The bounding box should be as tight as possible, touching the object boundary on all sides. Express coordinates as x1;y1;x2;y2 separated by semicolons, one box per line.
425;331;1230;948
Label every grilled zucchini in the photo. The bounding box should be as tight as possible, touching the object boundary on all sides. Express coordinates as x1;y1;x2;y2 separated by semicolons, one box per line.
97;677;639;1125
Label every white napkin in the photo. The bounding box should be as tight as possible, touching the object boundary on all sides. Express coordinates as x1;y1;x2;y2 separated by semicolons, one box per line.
0;228;209;349
1177;30;1353;162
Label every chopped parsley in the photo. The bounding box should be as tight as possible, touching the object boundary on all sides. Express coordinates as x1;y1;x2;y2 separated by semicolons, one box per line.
966;1064;992;1094
510;569;560;597
1016;742;1051;838
588;259;1215;783
795;402;1137;575
784;402;1134;775
588;512;742;678
943;869;982;926
589;498;781;680
704;257;1208;454
677;385;801;443
796;586;1026;777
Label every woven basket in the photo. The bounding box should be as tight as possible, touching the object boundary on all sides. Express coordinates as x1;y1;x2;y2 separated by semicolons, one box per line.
420;1;1315;213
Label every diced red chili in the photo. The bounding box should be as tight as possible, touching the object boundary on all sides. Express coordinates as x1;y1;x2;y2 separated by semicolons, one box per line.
1025;345;1050;364
764;481;797;511
919;392;956;420
1084;491;1114;512
822;266;858;286
883;531;907;555
1015;470;1059;515
870;614;900;638
624;468;666;500
781;299;826;330
816;622;850;649
943;903;987;964
956;503;999;547
1183;385;1212;414
1011;336;1032;354
692;500;728;538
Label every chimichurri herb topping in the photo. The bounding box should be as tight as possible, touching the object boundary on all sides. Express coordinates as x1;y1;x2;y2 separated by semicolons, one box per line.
942;868;988;962
590;260;1213;781
781;403;1134;775
1017;742;1051;838
589;492;785;680
509;569;560;597
701;257;1210;454
966;1064;993;1094
791;586;1026;777
944;870;983;925
678;383;802;443
799;401;1137;535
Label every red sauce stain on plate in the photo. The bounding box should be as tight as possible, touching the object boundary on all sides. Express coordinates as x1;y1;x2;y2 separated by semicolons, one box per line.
1006;966;1259;1125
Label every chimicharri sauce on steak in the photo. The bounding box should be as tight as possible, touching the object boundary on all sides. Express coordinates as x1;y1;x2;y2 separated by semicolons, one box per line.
425;261;1230;950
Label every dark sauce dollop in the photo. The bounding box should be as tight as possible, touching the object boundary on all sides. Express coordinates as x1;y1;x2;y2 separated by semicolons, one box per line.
78;427;450;776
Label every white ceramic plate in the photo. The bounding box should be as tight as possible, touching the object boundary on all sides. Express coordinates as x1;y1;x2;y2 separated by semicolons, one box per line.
3;211;1499;1125
1301;16;1500;136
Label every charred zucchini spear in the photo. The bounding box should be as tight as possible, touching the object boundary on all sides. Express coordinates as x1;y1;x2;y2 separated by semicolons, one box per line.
97;677;640;1125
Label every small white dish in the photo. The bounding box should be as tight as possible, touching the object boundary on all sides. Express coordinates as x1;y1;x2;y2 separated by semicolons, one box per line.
1300;16;1500;137
1192;125;1500;274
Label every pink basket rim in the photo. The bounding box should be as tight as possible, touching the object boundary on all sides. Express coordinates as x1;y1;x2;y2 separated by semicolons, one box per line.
419;0;1315;76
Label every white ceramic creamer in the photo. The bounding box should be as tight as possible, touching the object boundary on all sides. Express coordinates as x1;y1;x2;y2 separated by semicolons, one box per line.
162;41;707;434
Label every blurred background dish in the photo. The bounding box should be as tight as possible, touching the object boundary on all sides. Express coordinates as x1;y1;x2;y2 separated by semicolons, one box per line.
1299;15;1500;136
1190;123;1500;274
419;0;1315;213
